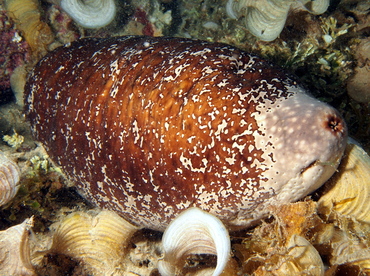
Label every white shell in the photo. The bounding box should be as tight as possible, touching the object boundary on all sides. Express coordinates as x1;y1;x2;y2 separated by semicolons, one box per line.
0;151;21;206
247;234;324;275
282;235;324;275
297;0;330;14
245;0;293;42
328;227;370;274
61;0;116;29
50;210;138;276
226;0;330;41
318;141;370;224
158;207;231;276
0;217;35;276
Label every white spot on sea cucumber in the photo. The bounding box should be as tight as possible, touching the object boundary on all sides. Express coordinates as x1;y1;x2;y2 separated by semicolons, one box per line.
225;154;236;165
203;67;214;74
232;108;247;115
164;122;169;131
132;120;140;144
110;86;119;97
190;48;212;56
241;167;248;174
187;136;196;143
217;79;228;88
55;65;65;73
179;153;208;173
232;142;246;154
214;119;228;138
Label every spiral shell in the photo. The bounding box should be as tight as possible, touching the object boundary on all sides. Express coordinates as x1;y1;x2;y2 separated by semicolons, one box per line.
50;210;138;276
318;141;370;224
0;217;35;276
226;0;329;41
0;151;21;206
4;0;54;58
267;235;324;276
158;208;231;276
321;226;370;274
61;0;116;29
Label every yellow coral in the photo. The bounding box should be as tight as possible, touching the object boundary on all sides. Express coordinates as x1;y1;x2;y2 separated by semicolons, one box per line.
2;130;24;149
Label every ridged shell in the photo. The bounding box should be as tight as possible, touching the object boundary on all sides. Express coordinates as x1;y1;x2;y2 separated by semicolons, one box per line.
264;235;324;276
245;0;292;42
4;0;54;58
297;0;330;14
226;0;329;41
318;141;370;224
328;228;370;274
0;151;21;206
158;208;231;276
50;210;138;276
61;0;116;28
0;217;35;276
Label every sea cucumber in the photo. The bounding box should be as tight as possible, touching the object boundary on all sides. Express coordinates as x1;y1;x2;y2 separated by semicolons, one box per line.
25;36;347;231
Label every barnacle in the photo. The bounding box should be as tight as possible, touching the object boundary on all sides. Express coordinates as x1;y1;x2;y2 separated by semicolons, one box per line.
256;235;324;275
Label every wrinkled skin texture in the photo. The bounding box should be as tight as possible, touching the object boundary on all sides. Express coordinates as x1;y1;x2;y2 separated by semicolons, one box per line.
25;36;347;231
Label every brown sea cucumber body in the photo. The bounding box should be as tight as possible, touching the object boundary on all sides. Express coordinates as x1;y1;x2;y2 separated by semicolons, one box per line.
25;36;347;230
